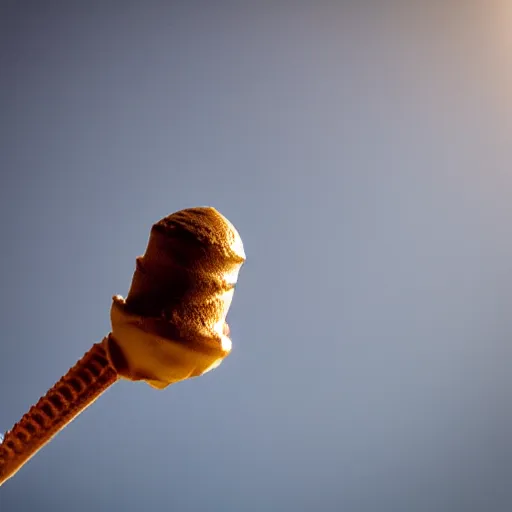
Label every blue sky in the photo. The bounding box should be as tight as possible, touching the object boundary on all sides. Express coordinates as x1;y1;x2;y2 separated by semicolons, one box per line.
1;2;511;511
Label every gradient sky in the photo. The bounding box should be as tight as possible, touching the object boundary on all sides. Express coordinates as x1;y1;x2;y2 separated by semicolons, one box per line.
1;2;511;511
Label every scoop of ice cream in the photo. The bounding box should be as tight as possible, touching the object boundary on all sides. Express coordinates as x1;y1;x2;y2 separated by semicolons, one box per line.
107;207;245;388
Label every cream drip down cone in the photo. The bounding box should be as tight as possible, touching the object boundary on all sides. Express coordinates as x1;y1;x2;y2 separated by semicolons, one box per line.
0;207;245;486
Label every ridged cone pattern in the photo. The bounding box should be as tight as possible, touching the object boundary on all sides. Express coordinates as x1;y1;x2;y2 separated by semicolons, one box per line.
0;341;118;486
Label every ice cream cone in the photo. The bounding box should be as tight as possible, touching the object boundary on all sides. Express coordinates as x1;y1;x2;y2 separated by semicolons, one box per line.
0;206;245;486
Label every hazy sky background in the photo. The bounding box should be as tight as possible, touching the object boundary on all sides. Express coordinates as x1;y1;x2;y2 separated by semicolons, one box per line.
1;1;511;511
